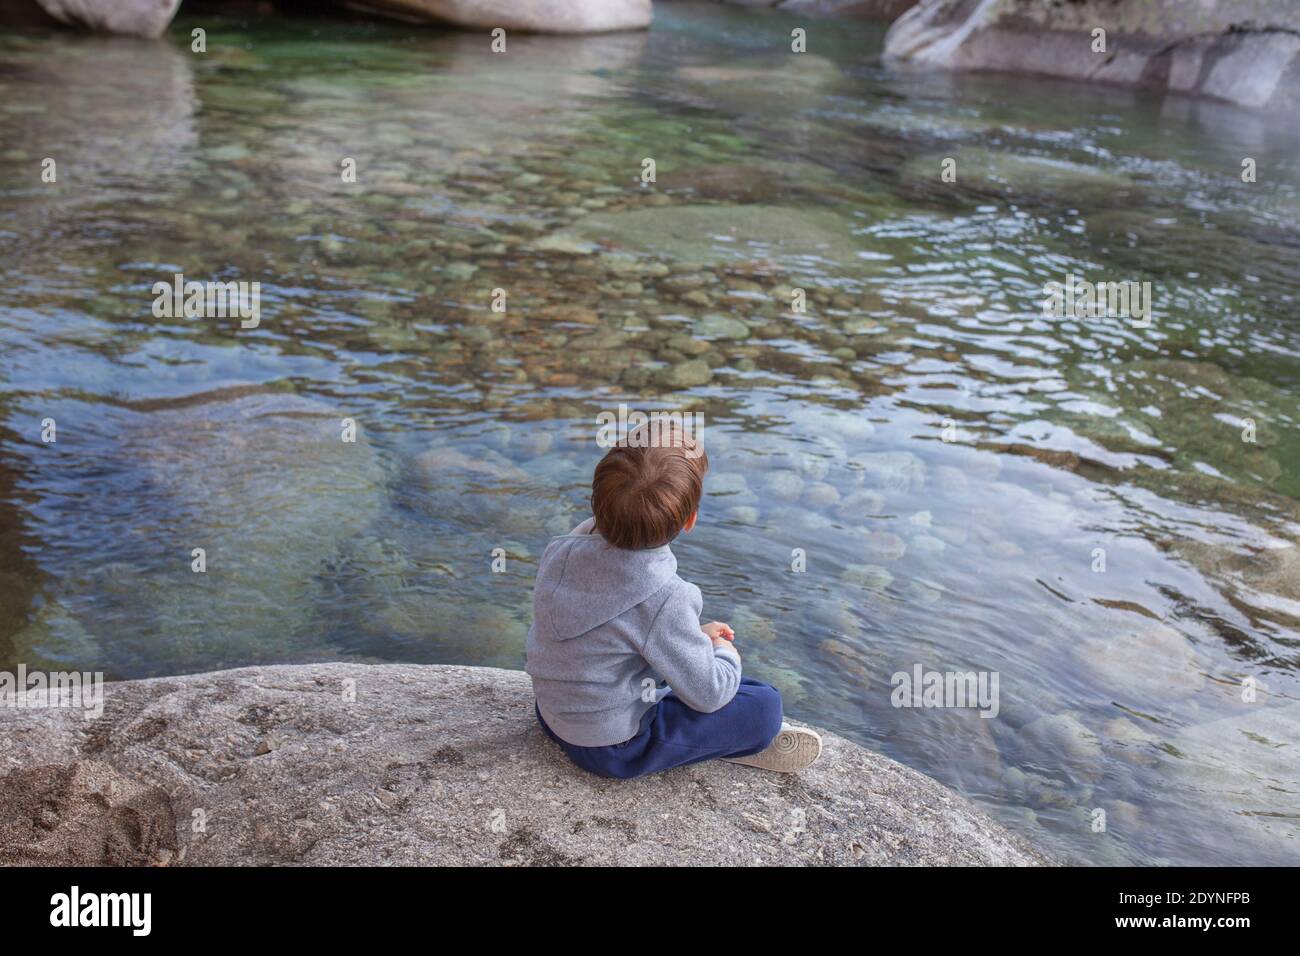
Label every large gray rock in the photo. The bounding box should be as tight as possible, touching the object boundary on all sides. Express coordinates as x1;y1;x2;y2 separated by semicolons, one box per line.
344;0;652;33
0;663;1051;865
780;0;919;19
7;0;182;37
686;0;919;20
885;0;1300;113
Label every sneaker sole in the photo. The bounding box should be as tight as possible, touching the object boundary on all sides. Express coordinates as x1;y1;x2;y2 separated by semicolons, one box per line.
723;726;822;773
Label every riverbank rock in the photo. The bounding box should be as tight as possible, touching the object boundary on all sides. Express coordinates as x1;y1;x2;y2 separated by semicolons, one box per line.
0;761;178;866
689;0;918;19
0;0;180;36
776;0;920;19
885;0;1300;113
349;0;652;33
0;663;1051;866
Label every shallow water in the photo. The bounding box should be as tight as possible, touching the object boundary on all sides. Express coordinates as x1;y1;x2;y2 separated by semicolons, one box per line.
2;5;1299;865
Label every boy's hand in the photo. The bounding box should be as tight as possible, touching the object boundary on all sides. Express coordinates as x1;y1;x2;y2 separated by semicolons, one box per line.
701;621;734;642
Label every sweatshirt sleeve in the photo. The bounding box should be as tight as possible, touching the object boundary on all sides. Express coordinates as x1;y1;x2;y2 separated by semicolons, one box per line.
641;580;741;714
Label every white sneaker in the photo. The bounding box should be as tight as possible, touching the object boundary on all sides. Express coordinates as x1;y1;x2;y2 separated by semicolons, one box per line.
722;724;822;773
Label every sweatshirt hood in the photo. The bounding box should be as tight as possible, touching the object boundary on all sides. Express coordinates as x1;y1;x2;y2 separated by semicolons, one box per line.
533;523;679;640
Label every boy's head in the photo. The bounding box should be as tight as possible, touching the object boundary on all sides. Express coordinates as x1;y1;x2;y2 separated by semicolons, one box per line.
591;425;708;550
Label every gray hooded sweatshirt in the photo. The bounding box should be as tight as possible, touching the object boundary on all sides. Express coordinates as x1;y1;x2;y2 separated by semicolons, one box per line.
525;518;742;747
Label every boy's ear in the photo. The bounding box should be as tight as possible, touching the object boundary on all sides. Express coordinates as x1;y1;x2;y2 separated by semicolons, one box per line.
683;510;698;533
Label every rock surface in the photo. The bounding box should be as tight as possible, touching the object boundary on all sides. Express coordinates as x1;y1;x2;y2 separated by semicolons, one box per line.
688;0;919;19
1;0;650;35
0;0;181;37
345;0;653;33
0;663;1051;866
885;0;1300;113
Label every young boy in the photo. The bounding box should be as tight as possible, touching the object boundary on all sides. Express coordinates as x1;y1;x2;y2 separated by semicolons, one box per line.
525;427;821;778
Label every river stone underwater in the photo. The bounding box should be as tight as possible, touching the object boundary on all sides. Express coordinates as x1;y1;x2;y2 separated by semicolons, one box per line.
1;5;1299;866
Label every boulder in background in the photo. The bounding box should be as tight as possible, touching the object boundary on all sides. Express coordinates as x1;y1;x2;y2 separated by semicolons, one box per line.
885;0;1300;113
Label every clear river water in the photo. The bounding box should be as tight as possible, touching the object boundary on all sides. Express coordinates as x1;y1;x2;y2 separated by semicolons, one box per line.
1;4;1298;865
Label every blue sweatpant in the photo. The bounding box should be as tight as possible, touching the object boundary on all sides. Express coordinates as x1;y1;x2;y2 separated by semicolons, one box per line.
536;677;784;779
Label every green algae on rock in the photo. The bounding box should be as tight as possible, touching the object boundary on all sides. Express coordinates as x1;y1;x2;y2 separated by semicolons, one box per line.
903;148;1143;207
